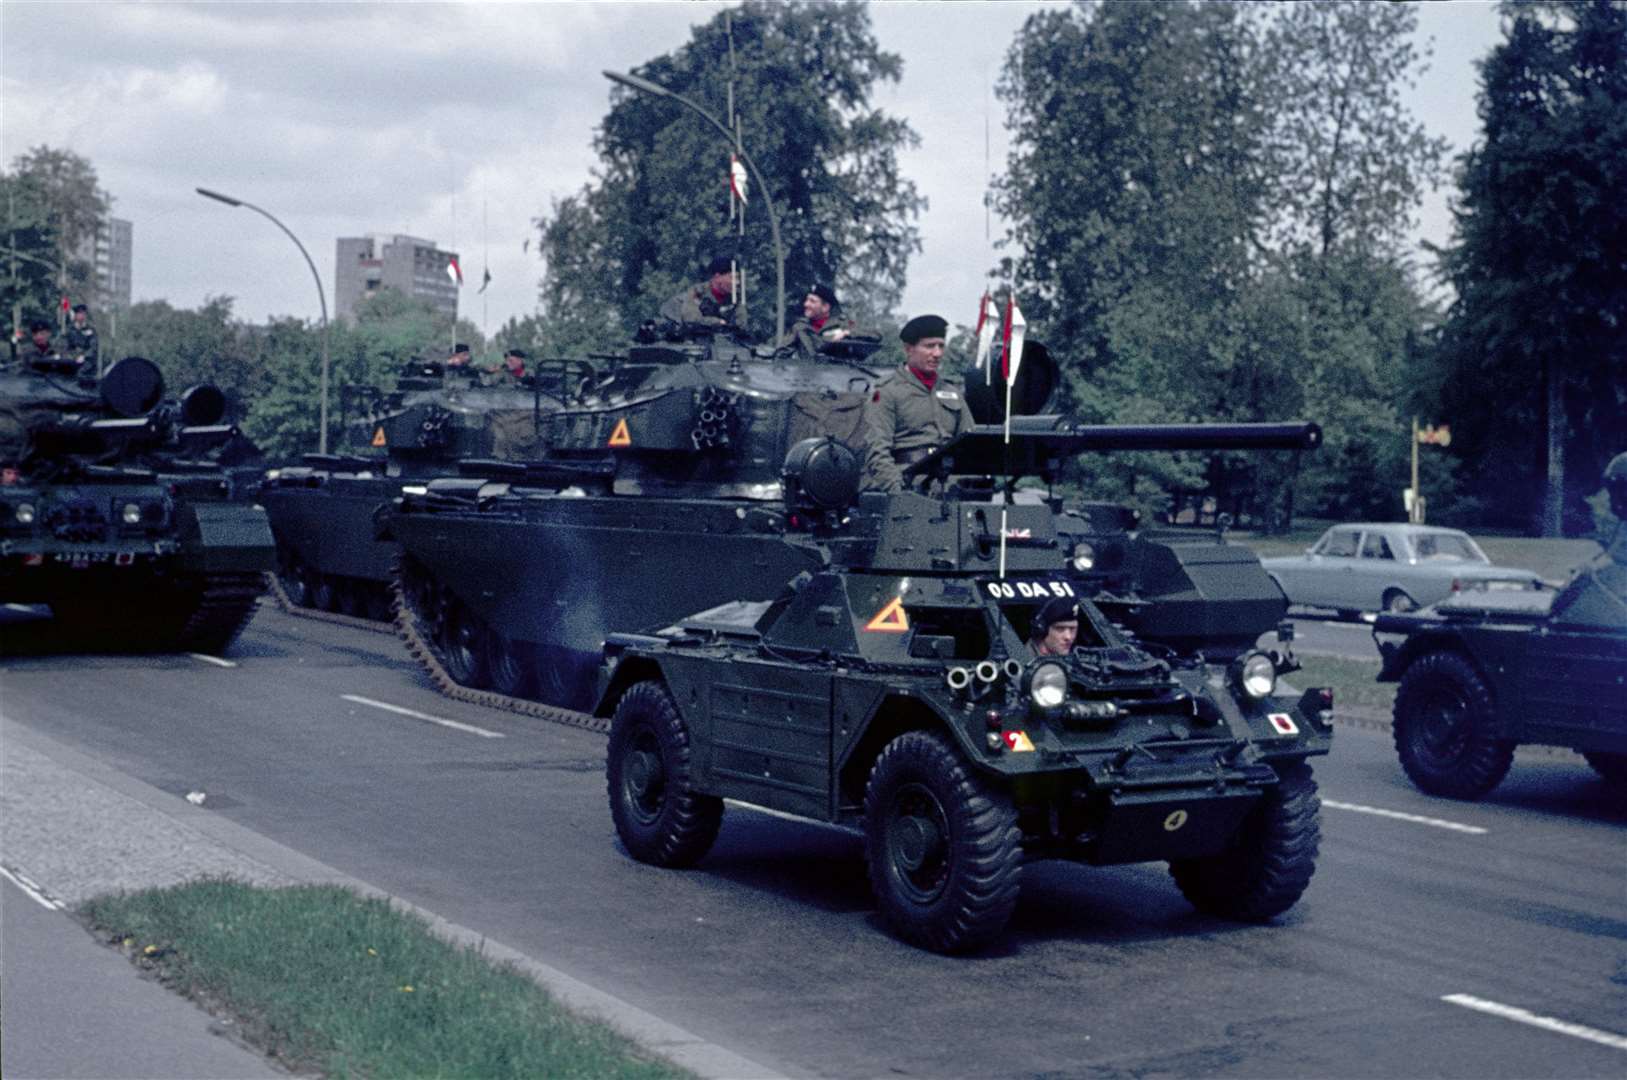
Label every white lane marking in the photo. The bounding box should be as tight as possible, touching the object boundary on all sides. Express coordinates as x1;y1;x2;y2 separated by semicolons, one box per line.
341;694;504;739
188;653;238;668
1443;993;1627;1051
0;863;64;910
1323;799;1488;835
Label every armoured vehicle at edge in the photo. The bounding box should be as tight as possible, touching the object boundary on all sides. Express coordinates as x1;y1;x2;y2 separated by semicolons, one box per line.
593;462;1333;952
0;353;272;653
1372;455;1627;798
261;358;583;619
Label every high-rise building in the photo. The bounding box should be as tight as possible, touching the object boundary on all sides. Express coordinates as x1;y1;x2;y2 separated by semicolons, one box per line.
334;234;459;322
72;216;132;311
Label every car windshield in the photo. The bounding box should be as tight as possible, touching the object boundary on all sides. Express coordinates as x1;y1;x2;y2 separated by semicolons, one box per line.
1408;531;1485;562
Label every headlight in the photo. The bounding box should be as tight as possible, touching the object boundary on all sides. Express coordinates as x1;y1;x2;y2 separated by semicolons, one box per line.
1071;541;1096;572
1236;652;1277;699
122;502;143;525
15;502;35;525
1029;662;1069;708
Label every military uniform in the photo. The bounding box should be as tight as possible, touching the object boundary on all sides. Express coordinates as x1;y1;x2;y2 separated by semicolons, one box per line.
64;321;98;367
660;282;745;327
862;363;970;493
779;316;853;359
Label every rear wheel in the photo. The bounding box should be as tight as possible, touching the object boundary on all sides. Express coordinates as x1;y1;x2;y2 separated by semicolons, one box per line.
1393;651;1513;799
1582;752;1627;786
1382;589;1417;614
864;730;1021;953
606;681;722;867
1170;761;1321;921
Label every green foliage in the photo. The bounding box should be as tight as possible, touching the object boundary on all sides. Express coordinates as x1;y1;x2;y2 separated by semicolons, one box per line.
1;146;111;332
1431;0;1627;533
82;881;689;1080
994;1;1447;530
536;1;923;344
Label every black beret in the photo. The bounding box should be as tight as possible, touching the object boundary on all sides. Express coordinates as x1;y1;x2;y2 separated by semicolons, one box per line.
71;303;88;313
29;319;51;333
504;348;528;360
452;343;471;354
705;255;735;276
900;314;948;344
1036;596;1080;629
810;283;837;307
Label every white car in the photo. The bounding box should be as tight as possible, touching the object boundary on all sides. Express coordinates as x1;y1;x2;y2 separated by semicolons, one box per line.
1261;523;1545;616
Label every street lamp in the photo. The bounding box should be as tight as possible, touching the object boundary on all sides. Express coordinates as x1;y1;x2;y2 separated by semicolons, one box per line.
196;187;332;454
603;69;786;345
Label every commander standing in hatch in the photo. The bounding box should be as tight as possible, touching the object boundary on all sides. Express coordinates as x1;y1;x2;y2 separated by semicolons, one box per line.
862;314;969;493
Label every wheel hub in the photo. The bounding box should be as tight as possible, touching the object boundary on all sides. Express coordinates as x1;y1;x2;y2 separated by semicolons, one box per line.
893;813;943;872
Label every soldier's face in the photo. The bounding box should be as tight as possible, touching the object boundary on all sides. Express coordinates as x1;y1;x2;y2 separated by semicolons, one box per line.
1038;620;1078;656
803;294;830;321
710;270;735;294
31;330;49;348
905;336;945;374
72;311;86;326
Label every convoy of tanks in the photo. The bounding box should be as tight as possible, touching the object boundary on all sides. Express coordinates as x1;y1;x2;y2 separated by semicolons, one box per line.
5;298;1621;951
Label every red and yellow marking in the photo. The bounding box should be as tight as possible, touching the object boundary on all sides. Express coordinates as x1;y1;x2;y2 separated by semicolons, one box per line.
608;418;632;447
864;597;909;633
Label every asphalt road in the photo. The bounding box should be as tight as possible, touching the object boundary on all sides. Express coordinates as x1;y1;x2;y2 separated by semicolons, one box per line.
3;603;1624;1079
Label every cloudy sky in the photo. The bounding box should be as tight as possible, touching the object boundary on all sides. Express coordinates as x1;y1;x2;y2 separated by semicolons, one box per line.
2;1;1505;337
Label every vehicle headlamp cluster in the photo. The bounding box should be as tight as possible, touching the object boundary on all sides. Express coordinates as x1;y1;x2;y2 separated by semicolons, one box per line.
1029;661;1069;708
1233;652;1278;699
12;501;37;525
1070;541;1096;572
117;499;168;531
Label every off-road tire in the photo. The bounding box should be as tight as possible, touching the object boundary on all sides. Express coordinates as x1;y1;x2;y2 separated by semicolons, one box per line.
1382;589;1417;614
1393;651;1513;799
864;730;1022;953
1582;751;1627;786
1170;760;1320;921
607;681;723;867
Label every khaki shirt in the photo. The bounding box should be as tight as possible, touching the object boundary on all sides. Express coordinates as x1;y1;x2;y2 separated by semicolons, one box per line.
778;316;852;359
660;281;745;327
862;363;970;492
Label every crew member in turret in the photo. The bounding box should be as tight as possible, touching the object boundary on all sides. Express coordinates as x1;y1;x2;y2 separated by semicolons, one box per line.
1028;597;1080;657
660;256;744;328
446;342;472;367
1547;451;1627;626
486;347;529;385
64;303;98;368
780;283;850;358
862;313;969;493
24;320;58;361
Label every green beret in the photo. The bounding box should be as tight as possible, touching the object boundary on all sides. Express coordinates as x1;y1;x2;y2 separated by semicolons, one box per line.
900;314;948;344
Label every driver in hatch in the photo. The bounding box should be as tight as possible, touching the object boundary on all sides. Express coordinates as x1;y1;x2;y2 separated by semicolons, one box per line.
1027;597;1080;657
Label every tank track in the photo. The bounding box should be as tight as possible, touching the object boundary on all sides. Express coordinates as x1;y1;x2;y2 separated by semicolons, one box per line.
175;571;269;654
263;571;394;635
389;558;609;735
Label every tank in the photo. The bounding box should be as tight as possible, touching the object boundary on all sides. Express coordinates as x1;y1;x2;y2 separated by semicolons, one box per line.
0;353;273;653
260;358;588;619
592;469;1333;952
384;322;1322;717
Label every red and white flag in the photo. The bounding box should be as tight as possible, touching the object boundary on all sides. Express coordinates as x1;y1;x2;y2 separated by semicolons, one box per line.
1001;296;1026;385
729;156;748;205
973;291;1000;382
446;256;463;287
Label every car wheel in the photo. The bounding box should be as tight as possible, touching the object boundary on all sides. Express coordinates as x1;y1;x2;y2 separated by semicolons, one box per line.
606;681;723;867
1170;761;1321;921
1393;651;1514;799
1382;589;1417;614
864;730;1022;953
1582;751;1627;786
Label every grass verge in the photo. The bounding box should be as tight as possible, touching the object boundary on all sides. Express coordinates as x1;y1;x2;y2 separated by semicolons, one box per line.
1292;653;1395;716
80;880;692;1080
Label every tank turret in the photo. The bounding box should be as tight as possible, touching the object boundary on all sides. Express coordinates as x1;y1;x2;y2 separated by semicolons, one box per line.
0;354;273;653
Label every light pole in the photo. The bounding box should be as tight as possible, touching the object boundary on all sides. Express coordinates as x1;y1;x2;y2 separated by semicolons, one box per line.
196;187;332;453
603;69;786;345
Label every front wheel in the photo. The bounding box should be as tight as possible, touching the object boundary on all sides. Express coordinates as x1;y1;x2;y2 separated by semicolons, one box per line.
1382;589;1417;614
1170;761;1321;921
1393;651;1513;799
864;731;1021;953
607;681;723;867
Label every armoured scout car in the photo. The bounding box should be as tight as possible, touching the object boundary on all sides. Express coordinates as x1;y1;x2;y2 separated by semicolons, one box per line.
1373;452;1627;799
594;430;1333;953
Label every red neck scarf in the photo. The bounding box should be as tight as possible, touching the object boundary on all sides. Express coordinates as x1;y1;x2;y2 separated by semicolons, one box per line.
910;365;937;390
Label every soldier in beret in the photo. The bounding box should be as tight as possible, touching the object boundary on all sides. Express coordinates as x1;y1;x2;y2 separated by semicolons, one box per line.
779;282;852;359
64;303;98;369
862;313;969;493
1028;597;1081;657
660;255;745;328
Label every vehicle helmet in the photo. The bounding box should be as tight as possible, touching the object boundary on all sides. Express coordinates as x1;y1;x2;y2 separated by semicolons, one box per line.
1605;451;1627;519
1030;596;1079;639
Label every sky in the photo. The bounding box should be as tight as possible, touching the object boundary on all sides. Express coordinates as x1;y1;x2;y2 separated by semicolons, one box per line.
1;1;1507;339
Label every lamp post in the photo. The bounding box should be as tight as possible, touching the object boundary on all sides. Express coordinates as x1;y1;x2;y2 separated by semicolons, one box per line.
196;187;332;453
603;69;786;345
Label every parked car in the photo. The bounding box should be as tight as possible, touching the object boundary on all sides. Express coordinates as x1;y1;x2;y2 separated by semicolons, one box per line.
1261;523;1545;617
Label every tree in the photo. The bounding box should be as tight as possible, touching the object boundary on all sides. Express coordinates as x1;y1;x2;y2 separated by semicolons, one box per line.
1433;0;1627;535
1;146;111;336
535;1;924;343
